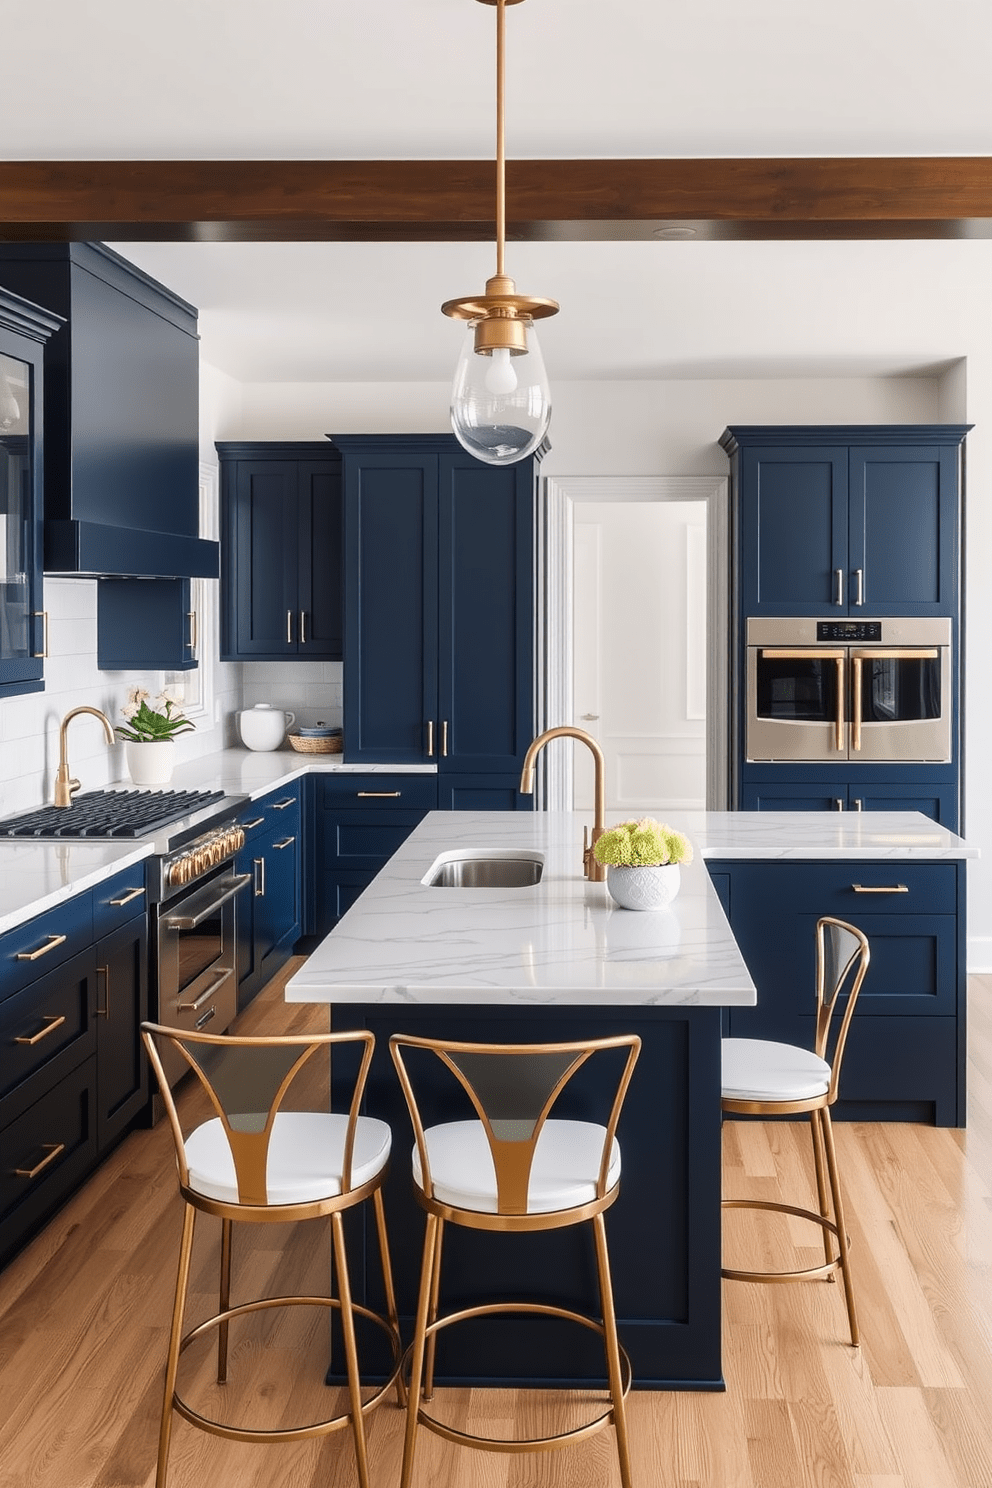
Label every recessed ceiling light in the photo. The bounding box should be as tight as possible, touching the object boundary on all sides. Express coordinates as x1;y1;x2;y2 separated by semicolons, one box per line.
653;226;697;240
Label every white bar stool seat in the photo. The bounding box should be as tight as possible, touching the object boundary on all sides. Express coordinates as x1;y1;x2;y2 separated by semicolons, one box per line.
722;1038;832;1104
185;1111;392;1205
412;1117;621;1214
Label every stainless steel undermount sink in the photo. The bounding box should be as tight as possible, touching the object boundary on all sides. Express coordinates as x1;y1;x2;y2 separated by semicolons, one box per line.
424;850;544;889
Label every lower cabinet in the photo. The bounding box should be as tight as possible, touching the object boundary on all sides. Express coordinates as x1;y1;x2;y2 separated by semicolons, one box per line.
0;863;150;1268
739;777;959;829
234;783;303;1011
707;857;966;1125
315;774;438;938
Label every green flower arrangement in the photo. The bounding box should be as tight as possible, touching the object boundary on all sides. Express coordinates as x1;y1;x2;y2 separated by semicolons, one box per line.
593;817;693;868
116;687;195;743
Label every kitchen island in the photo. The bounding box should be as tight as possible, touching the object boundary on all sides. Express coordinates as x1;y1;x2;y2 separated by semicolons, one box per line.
286;807;974;1389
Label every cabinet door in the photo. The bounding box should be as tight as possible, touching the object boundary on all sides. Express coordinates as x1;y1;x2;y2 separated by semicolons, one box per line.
97;577;197;670
847;780;958;831
230;461;300;656
94;915;149;1152
344;450;439;763
437;455;535;774
0;320;46;697
739;781;847;813
297;460;343;659
849;444;959;615
739;446;849;615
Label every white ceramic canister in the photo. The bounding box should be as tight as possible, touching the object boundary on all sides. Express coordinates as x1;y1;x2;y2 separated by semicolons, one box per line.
238;703;296;752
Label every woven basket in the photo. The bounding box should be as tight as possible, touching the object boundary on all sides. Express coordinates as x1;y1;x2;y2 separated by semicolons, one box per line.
287;733;343;755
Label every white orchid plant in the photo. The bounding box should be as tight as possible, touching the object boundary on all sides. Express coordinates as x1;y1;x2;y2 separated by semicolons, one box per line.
116;687;195;743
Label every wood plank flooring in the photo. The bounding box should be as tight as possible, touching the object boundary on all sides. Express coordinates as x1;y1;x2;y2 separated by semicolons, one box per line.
2;963;991;1488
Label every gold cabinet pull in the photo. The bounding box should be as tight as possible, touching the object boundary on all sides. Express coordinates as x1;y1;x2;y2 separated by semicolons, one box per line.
356;791;401;798
299;610;307;645
286;609;293;645
854;567;864;606
16;1143;65;1181
15;933;67;963
254;856;266;897
426;720;434;757
271;798;296;810
441;719;449;757
31;610;49;659
852;883;909;893
14;1014;66;1046
109;886;145;907
242;816;265;830
273;836;295;850
187;610;198;656
833;569;843;606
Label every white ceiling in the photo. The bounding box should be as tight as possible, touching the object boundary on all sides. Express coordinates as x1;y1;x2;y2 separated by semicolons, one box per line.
9;0;992;385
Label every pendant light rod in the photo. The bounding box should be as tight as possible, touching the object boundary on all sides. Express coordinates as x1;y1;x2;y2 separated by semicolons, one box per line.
495;0;506;278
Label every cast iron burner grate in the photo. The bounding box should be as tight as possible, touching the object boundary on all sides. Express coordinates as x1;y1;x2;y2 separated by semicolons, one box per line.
0;789;226;839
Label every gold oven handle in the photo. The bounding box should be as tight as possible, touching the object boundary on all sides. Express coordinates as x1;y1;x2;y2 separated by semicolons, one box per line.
835;654;845;753
851;654;862;751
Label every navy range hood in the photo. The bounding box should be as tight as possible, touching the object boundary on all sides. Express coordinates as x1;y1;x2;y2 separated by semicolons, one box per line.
0;242;219;580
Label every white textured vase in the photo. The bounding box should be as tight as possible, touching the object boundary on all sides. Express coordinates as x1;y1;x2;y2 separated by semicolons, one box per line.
125;739;176;786
606;863;681;911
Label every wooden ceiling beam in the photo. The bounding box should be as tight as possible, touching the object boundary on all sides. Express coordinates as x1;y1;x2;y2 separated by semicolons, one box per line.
2;158;992;241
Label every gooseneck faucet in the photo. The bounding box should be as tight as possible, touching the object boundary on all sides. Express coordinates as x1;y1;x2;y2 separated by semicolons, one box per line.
519;725;607;882
54;706;116;808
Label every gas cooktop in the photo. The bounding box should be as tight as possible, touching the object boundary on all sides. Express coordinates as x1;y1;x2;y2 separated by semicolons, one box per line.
0;788;227;839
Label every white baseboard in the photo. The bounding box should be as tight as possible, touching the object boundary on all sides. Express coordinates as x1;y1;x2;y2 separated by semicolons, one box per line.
967;937;992;974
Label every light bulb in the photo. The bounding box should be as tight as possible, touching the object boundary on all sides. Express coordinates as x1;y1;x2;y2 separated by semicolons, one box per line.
450;319;551;466
484;346;518;396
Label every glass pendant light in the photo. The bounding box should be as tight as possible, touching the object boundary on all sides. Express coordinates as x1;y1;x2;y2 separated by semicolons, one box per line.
442;0;559;465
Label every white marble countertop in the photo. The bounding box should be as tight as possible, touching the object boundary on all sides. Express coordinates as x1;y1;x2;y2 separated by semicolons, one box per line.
287;810;757;1008
0;840;154;936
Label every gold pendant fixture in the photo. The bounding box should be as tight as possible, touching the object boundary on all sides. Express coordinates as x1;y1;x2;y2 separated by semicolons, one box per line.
442;0;559;465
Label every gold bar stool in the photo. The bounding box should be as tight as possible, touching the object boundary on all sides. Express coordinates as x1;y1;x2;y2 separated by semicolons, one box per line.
389;1031;641;1488
141;1023;404;1488
721;916;871;1345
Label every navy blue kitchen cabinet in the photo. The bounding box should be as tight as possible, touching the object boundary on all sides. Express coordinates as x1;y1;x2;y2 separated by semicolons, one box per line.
706;857;966;1125
721;426;969;618
217;442;343;661
314;772;438;937
0;862;149;1269
0;288;62;698
336;434;541;785
739;776;959;827
96;577;198;671
233;783;303;1010
0;243;216;581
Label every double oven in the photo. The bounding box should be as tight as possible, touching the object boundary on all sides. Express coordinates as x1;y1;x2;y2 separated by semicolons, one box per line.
746;616;952;764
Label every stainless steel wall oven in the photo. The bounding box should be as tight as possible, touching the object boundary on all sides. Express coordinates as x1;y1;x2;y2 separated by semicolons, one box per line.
746;617;952;763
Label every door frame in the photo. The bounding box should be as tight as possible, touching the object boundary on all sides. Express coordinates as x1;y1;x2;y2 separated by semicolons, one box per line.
539;475;730;811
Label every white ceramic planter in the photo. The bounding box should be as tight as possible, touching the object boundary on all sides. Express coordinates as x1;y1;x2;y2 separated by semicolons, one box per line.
125;739;176;786
606;863;681;911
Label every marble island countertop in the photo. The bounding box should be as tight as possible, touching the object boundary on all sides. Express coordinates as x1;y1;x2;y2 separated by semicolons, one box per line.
287;811;733;1009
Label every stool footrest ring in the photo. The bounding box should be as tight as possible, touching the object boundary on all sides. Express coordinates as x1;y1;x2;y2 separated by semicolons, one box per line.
172;1294;402;1445
722;1197;850;1284
406;1300;631;1453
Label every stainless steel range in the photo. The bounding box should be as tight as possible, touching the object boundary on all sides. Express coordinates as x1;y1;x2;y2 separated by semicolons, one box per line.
1;788;252;1086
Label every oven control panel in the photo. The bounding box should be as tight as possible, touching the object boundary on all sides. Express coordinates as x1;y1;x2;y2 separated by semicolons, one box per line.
816;621;883;642
165;824;246;889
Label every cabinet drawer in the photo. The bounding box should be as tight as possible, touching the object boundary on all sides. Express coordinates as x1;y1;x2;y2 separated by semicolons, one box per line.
1;893;93;1003
0;947;96;1119
92;863;148;939
0;1055;98;1252
237;783;303;843
319;774;438;811
721;860;957;917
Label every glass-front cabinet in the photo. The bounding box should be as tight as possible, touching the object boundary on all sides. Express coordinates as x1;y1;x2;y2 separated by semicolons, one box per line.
0;288;62;695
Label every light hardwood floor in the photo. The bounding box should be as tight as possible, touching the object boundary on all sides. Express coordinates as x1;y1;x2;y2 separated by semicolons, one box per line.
2;963;991;1488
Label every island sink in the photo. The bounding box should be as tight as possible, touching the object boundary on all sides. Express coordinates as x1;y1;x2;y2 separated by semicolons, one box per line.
424;848;544;888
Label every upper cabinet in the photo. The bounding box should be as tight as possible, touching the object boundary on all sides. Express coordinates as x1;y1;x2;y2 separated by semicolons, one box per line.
217;442;343;661
336;434;541;782
0;243;217;580
721;426;971;618
0;287;63;698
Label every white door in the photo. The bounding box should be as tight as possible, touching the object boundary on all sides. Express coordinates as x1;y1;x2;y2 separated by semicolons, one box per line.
572;500;707;817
